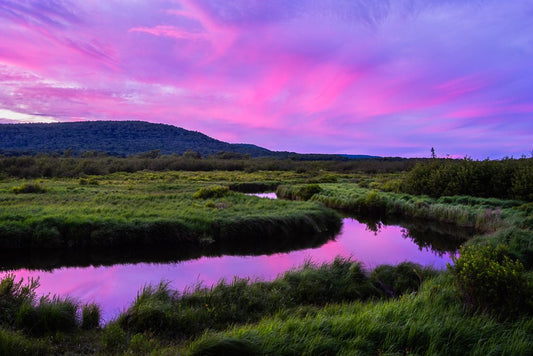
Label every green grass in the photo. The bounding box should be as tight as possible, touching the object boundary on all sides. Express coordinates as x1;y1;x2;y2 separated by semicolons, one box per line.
1;169;532;354
117;258;434;339
0;172;341;250
184;273;533;356
277;183;533;268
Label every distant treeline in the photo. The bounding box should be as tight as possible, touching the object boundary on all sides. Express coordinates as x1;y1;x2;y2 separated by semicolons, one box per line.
0;153;415;178
401;158;533;201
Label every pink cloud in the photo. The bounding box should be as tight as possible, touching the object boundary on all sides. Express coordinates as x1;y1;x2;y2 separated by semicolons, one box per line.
0;0;531;158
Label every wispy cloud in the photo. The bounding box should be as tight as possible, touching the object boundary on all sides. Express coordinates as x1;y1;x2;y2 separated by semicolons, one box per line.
0;0;531;157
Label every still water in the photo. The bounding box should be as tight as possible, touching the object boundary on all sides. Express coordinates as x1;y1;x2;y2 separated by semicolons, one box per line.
0;214;459;322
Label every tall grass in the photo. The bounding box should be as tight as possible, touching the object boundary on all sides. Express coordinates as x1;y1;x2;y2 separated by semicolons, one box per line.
0;274;101;337
278;183;515;232
118;258;434;338
185;273;533;356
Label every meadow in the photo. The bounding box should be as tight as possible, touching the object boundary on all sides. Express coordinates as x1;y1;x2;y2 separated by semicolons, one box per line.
0;171;341;252
0;157;532;354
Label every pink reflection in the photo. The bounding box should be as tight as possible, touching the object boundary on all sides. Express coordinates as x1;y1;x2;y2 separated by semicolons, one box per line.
0;219;451;322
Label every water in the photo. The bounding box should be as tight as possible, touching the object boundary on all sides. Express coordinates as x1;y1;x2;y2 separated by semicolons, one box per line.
0;217;462;322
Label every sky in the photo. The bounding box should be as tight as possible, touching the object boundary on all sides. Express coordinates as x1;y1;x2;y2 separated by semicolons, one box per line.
0;0;532;158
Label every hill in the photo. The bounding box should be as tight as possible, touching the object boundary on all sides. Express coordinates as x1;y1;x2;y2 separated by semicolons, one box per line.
0;121;381;159
0;121;279;157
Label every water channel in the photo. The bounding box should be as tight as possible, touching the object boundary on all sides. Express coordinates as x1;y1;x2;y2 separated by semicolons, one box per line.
0;192;470;322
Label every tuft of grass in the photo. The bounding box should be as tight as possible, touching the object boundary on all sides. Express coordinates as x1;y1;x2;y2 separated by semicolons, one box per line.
276;184;322;201
81;303;101;330
101;322;128;353
11;182;47;194
0;275;39;327
193;185;230;199
370;262;435;298
15;296;78;336
0;328;50;355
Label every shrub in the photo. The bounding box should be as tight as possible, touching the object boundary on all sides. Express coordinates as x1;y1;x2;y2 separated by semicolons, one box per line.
193;185;229;199
448;244;532;317
11;183;47;194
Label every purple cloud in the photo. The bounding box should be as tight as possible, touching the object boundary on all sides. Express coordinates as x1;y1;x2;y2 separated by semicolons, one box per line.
0;0;531;158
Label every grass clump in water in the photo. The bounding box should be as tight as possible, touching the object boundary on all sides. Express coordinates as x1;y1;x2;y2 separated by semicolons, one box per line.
276;184;322;201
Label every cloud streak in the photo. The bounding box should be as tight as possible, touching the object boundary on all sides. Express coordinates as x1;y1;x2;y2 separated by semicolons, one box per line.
0;0;531;158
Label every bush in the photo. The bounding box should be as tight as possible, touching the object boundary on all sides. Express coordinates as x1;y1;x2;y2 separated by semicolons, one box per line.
11;183;47;194
448;244;532;317
193;186;229;199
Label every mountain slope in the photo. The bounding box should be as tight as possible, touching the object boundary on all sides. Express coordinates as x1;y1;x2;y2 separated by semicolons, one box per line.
0;121;275;157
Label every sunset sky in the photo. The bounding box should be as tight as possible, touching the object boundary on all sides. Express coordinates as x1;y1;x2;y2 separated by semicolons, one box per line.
0;0;532;158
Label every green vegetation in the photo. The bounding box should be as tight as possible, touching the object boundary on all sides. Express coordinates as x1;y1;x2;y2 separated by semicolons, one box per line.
118;258;432;339
278;183;513;231
449;244;532;317
401;157;533;200
185;272;532;356
0;171;341;251
0;154;532;354
2;257;530;355
11;182;47;194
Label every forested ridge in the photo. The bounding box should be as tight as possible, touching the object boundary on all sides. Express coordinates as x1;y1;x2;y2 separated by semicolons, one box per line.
0;121;379;160
0;121;274;157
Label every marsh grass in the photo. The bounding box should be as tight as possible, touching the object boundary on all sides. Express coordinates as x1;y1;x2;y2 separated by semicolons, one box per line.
81;303;101;330
185;273;533;356
0;173;341;250
276;183;530;235
11;182;47;194
0;328;50;355
118;258;433;339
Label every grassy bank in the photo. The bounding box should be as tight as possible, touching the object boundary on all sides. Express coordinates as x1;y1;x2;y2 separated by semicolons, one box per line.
0;172;341;251
2;253;530;355
184;272;532;356
277;183;533;268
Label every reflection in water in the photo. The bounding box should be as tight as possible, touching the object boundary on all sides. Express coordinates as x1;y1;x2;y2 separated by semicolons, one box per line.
245;192;277;199
0;218;465;322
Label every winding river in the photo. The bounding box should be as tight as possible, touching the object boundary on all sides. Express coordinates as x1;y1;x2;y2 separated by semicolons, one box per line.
0;192;469;322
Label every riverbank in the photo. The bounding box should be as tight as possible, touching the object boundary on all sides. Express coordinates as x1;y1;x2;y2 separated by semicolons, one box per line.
277;183;533;268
